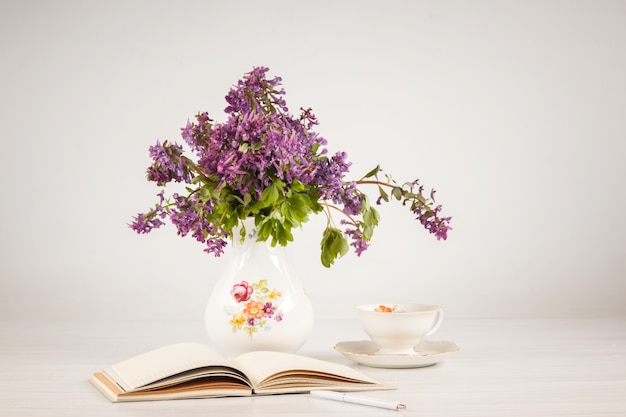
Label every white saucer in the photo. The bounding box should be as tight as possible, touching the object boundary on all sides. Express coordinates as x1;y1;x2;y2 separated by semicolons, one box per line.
334;340;459;368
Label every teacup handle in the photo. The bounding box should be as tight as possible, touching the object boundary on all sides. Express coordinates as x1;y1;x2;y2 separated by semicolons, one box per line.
425;307;444;336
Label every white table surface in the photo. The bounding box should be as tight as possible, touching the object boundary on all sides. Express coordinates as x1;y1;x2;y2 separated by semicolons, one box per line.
1;318;625;416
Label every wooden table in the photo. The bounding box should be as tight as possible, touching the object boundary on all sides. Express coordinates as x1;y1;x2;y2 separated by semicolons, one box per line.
1;318;624;416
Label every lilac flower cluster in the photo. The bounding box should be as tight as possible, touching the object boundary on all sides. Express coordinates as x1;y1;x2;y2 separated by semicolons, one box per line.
129;66;451;266
146;141;190;185
407;182;452;241
342;223;370;256
178;67;345;202
129;190;167;234
168;193;229;256
314;152;363;216
129;190;228;255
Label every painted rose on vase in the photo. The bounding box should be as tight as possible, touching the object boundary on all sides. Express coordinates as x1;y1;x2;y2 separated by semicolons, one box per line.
230;281;253;303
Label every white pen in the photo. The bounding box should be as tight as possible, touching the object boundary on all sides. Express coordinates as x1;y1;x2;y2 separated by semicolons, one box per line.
310;390;406;411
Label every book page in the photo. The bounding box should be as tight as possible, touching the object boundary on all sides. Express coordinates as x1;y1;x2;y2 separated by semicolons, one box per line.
231;351;384;393
109;343;234;391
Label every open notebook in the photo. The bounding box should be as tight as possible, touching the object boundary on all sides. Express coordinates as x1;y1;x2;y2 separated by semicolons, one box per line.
91;342;387;402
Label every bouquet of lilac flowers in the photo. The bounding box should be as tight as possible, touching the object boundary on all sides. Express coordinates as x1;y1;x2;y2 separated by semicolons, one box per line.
130;67;451;267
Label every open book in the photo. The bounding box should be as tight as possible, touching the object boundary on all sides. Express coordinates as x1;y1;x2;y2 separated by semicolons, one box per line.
91;342;387;402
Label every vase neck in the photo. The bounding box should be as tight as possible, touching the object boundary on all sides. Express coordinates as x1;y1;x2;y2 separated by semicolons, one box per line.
229;218;293;260
231;217;258;247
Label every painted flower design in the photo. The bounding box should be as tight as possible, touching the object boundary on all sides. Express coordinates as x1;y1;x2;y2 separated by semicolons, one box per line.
243;301;265;319
228;279;283;337
262;303;274;317
231;280;253;303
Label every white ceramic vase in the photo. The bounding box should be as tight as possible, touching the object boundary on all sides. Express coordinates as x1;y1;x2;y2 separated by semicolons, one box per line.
204;218;314;357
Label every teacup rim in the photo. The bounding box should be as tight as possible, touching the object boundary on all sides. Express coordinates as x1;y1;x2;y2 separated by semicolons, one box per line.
355;303;442;314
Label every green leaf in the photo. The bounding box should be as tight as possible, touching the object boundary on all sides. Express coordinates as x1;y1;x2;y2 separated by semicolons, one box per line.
363;205;380;227
261;184;279;206
256;219;272;241
378;186;389;203
284;193;312;222
362;165;381;179
320;228;349;268
391;186;403;201
265;219;293;247
228;194;245;205
278;223;294;246
291;179;306;192
280;202;291;219
361;205;380;241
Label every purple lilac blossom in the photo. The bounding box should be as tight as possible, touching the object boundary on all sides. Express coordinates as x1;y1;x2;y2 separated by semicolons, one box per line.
312;151;361;215
416;205;452;240
406;181;452;240
342;222;370;256
130;66;451;263
179;66;331;202
168;194;229;256
146;141;191;185
129;191;168;233
204;236;228;256
129;212;165;234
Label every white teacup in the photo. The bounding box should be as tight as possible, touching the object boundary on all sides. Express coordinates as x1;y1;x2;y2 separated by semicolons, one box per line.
355;303;444;354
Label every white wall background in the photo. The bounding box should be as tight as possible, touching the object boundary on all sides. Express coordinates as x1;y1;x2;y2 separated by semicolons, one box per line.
1;0;625;321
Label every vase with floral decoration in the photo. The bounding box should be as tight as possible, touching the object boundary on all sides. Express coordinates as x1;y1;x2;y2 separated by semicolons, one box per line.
204;217;313;356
